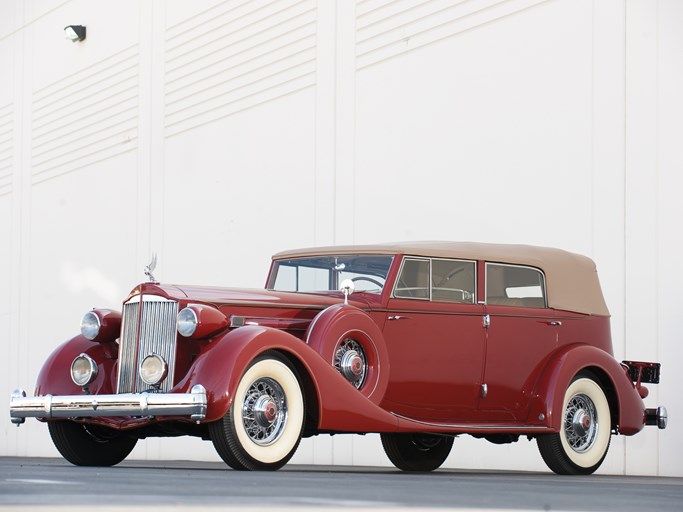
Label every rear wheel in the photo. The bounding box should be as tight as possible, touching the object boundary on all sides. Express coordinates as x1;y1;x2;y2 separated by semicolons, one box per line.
537;375;612;475
209;353;305;471
48;421;137;466
381;433;453;471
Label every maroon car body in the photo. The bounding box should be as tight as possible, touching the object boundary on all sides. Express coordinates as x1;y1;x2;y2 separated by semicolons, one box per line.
10;242;667;473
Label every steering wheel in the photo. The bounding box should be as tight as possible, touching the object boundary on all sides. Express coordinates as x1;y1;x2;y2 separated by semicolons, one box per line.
435;267;465;287
351;276;384;288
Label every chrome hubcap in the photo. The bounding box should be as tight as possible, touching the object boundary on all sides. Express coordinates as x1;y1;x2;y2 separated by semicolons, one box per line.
254;396;278;427
341;351;364;380
334;338;367;388
242;377;287;446
572;409;592;436
564;393;598;453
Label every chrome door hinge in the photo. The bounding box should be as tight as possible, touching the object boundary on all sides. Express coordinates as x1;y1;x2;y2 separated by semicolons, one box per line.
483;314;490;329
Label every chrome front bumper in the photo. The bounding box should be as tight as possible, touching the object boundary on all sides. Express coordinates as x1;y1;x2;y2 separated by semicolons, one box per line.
9;385;207;425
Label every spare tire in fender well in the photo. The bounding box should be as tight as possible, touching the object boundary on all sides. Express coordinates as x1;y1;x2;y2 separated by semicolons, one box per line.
305;304;390;405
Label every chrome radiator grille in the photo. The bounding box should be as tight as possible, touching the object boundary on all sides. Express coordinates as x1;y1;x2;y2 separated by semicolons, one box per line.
117;295;179;393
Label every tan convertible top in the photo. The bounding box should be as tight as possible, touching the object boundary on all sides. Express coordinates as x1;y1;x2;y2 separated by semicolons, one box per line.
273;241;609;316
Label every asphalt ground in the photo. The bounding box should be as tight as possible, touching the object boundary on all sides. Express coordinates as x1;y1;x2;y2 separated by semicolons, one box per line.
1;457;682;511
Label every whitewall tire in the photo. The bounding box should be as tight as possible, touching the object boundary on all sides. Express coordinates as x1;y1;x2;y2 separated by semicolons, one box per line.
537;375;612;475
209;352;305;471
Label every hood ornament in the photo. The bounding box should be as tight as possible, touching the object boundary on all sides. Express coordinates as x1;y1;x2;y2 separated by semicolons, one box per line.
144;253;158;283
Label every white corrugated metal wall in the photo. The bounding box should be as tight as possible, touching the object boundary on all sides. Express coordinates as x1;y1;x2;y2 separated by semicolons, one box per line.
1;0;681;476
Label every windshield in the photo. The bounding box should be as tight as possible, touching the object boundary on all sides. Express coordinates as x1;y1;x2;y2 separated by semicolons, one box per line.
269;255;393;294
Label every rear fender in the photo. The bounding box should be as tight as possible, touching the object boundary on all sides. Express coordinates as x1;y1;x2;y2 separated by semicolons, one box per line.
528;344;645;435
177;326;399;431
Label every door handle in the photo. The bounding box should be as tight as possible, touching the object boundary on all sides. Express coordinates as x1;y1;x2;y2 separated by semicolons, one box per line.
546;321;562;326
388;315;408;321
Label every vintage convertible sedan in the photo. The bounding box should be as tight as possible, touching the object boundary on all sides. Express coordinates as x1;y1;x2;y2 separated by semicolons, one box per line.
10;242;667;474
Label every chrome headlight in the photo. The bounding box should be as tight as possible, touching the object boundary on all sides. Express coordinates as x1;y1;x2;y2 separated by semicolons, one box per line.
139;354;168;386
177;307;198;337
70;353;98;387
80;311;101;340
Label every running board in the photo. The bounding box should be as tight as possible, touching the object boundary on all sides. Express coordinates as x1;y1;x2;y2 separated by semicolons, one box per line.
392;413;554;434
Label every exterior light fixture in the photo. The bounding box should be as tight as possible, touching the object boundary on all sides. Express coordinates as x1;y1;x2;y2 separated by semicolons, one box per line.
64;25;86;42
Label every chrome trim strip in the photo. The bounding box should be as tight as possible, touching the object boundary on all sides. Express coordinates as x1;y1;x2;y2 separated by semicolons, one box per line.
126;294;174;304
305;305;331;344
230;315;245;327
9;385;207;424
375;307;483;316
213;300;328;310
392;412;551;431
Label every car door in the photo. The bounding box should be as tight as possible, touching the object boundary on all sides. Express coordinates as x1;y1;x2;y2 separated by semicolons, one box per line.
381;257;486;421
479;262;561;421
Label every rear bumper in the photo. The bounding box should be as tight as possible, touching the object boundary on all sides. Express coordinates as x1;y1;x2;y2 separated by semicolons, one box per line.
9;385;207;425
645;406;668;429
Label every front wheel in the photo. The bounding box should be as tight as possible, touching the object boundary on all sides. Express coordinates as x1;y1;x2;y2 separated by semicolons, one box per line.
48;421;137;466
381;433;454;471
537;375;612;475
209;353;305;471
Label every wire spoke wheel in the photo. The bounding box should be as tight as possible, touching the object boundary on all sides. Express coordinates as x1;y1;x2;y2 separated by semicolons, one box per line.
209;353;304;471
333;338;367;389
537;374;611;475
241;377;287;446
563;393;598;453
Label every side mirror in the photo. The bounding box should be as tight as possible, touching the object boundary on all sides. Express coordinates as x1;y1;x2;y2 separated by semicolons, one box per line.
339;279;355;304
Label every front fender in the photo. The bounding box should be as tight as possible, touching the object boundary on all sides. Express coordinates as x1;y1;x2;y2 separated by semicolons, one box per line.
174;326;290;421
34;335;118;397
528;344;645;435
177;326;399;431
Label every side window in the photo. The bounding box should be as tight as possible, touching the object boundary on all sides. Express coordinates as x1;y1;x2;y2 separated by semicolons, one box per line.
431;259;476;303
393;258;476;302
486;263;546;308
394;258;430;299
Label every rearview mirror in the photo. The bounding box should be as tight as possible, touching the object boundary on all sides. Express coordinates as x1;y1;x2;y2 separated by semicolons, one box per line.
339;279;355;304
